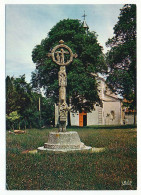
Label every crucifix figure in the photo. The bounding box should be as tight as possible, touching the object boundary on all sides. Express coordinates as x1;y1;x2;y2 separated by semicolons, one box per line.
48;40;77;132
55;49;69;64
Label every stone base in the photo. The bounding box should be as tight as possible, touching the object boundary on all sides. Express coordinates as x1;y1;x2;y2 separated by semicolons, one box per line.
37;131;92;153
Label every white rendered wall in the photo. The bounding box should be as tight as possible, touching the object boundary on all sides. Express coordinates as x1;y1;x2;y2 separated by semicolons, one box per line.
70;112;79;126
87;107;99;126
103;101;121;125
124;114;135;124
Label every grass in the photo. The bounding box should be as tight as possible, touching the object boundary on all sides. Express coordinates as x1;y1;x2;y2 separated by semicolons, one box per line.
6;125;137;190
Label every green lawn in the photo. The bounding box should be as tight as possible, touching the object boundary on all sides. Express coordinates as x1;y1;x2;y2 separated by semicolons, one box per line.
6;125;137;190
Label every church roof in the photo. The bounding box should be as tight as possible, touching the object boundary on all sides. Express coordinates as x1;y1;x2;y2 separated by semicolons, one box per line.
91;73;122;101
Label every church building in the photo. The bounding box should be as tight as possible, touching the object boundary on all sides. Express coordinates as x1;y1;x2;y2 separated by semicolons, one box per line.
55;75;123;127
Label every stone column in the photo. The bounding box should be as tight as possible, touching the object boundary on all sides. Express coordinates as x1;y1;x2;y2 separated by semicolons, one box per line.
58;66;68;132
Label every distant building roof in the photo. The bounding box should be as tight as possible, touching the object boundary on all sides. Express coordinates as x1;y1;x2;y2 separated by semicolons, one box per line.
82;20;89;29
91;73;122;101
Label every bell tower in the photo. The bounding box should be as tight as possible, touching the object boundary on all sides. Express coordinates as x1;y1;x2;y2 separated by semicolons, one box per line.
82;11;89;32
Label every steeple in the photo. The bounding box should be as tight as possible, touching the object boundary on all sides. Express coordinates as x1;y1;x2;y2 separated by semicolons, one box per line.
82;11;89;31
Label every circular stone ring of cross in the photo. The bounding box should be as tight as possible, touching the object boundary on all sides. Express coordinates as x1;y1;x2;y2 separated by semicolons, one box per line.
48;40;78;66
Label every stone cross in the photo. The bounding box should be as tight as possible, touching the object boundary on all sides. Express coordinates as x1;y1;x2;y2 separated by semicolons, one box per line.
48;40;77;132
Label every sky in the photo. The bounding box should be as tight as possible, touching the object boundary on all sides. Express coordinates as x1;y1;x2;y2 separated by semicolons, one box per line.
6;4;124;83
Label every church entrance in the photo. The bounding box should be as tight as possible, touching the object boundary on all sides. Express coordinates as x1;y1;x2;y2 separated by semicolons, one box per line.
79;111;87;127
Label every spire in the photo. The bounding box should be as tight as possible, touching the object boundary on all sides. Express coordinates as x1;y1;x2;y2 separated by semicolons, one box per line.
82;11;89;31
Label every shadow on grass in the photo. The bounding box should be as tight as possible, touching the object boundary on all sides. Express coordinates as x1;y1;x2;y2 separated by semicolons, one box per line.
67;124;136;130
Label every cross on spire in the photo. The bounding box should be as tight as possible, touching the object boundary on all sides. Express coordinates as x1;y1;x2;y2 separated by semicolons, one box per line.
82;11;89;31
82;11;87;21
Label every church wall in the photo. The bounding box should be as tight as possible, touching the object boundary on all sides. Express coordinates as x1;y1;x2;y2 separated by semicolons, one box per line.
55;102;122;126
87;106;99;126
70;112;79;126
124;113;136;125
103;101;121;125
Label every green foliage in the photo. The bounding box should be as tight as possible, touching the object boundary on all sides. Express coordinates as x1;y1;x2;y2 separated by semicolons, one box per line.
6;75;54;130
106;4;136;110
32;19;107;112
6;75;32;116
6;111;21;130
6;111;20;121
6;76;18;115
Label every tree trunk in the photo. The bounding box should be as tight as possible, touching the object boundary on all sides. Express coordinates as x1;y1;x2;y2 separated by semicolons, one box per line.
19;121;20;130
25;118;26;129
12;124;14;130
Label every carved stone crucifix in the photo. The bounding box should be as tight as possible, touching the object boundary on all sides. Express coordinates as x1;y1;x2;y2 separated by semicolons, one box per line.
48;40;77;132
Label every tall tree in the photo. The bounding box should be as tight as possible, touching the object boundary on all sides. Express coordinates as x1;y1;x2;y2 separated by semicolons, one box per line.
6;75;32;116
106;4;136;111
32;19;107;112
6;76;17;115
6;75;55;129
14;75;32;115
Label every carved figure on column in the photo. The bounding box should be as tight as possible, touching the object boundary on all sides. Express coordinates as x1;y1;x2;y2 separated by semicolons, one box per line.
58;69;67;87
59;101;67;118
59;87;66;102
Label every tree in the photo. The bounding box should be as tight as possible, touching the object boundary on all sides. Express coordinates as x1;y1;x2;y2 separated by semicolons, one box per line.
106;4;136;112
32;19;107;112
6;76;18;115
6;111;21;130
6;75;55;129
13;75;33;116
6;75;33;129
6;75;32;116
22;94;54;128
